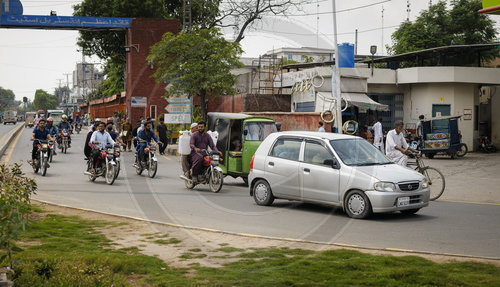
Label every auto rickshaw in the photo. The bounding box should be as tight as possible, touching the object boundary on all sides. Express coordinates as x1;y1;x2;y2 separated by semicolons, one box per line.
207;113;276;184
420;115;467;159
25;112;37;128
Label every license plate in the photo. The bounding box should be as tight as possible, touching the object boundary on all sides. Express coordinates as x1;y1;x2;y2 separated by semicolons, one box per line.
397;197;410;207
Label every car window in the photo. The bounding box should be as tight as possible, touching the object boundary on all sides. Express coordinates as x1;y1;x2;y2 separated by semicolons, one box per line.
304;141;334;166
270;138;302;161
330;138;392;166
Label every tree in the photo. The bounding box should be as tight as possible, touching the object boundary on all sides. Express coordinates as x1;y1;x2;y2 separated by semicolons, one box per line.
213;0;307;43
388;0;497;64
0;87;16;112
33;90;58;111
54;86;71;104
147;28;243;120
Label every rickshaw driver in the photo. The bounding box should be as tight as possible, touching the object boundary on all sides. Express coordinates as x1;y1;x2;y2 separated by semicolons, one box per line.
386;121;420;166
190;121;222;183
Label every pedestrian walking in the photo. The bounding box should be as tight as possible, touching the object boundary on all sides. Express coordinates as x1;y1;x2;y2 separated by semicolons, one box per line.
121;117;133;152
373;118;384;154
157;118;168;155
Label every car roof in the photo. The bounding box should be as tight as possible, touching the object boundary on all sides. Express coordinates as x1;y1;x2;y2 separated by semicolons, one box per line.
272;131;360;141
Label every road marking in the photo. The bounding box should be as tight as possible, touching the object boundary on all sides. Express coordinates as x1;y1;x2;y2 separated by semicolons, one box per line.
161;155;171;161
2;126;23;164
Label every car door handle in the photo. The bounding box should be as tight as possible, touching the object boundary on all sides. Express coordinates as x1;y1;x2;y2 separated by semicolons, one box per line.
268;162;274;166
303;168;310;172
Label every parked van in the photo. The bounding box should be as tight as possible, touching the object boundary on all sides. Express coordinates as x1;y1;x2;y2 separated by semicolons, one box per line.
3;110;17;125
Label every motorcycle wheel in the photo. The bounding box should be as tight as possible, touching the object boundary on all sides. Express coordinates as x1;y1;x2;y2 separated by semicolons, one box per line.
148;161;157;178
34;159;39;174
64;144;67;154
114;160;120;179
135;164;143;175
105;163;116;185
49;151;53;163
41;157;48;176
209;169;224;193
456;144;468;157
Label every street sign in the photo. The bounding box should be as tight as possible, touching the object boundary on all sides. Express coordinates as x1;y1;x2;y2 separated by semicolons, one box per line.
164;113;191;124
131;97;147;107
166;94;191;104
165;103;191;114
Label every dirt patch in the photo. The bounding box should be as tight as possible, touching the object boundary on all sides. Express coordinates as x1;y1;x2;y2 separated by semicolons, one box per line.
34;201;500;268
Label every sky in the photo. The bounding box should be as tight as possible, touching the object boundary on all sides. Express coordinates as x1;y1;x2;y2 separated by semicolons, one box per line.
0;0;499;102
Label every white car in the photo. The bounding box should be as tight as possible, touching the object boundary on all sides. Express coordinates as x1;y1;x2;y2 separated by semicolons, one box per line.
248;131;430;219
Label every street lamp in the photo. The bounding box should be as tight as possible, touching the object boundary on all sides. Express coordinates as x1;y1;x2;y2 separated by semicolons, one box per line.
124;45;140;53
370;45;377;76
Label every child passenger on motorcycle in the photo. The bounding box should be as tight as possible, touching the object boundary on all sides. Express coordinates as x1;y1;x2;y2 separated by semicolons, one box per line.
89;122;115;174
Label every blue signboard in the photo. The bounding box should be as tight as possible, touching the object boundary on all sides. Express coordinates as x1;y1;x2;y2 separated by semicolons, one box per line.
0;0;131;30
0;15;131;29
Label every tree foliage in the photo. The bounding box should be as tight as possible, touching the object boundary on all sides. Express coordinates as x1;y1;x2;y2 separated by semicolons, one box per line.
0;164;37;268
33;90;58;111
0;87;17;112
148;28;243;120
388;0;497;63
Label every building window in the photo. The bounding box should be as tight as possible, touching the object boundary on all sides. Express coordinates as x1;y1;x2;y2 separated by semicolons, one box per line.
150;105;157;119
287;54;293;60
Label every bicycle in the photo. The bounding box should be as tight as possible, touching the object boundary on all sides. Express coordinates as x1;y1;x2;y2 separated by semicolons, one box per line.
408;153;445;201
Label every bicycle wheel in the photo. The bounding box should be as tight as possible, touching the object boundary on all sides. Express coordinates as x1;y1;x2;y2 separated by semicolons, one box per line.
423;167;445;201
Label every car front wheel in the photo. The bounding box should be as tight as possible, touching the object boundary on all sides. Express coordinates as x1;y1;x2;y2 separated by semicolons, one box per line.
344;190;372;219
253;179;274;206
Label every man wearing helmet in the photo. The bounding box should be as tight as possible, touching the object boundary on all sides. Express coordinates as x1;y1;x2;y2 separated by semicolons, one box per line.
46;117;58;155
57;114;73;147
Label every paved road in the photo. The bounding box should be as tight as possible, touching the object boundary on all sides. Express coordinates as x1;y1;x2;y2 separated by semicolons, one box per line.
0;122;19;140
5;127;500;259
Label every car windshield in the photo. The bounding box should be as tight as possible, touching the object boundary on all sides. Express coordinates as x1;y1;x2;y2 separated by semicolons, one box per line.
244;122;276;141
330;139;392;166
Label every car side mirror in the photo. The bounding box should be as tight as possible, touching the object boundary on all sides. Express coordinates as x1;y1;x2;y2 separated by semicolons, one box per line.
324;159;340;169
244;130;248;136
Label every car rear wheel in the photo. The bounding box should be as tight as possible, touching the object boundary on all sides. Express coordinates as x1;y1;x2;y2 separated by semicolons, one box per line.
253;180;274;206
344;190;372;219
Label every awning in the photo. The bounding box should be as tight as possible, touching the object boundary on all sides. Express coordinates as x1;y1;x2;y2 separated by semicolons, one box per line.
317;92;389;112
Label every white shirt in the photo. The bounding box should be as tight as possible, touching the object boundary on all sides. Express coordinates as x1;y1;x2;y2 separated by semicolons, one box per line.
318;126;325;132
373;121;383;146
90;130;115;149
385;129;408;155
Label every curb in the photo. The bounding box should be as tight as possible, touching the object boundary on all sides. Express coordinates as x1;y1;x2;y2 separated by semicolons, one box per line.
0;124;25;158
33;199;500;263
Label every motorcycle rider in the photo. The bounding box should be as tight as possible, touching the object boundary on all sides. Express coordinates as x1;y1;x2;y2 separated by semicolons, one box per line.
190;121;222;183
84;118;100;159
29;119;55;166
46;117;58;155
57;114;73;148
89;121;115;174
135;121;162;167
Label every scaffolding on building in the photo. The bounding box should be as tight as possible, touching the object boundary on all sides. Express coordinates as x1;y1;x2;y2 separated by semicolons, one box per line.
251;54;283;95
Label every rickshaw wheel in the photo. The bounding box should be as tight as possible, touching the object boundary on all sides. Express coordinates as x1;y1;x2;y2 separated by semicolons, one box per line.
426;153;435;159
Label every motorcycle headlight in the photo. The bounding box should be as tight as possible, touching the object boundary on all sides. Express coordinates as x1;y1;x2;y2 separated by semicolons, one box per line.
421;178;429;189
42;144;48;149
212;155;220;161
374;182;396;192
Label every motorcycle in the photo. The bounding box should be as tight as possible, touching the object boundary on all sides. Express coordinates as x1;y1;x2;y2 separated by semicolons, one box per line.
134;140;158;178
182;149;224;193
48;140;55;163
478;136;497;153
32;139;52;176
58;129;71;154
75;123;82;134
84;144;117;185
113;144;121;179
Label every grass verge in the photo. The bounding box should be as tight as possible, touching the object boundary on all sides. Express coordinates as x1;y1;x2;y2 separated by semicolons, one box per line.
1;208;499;286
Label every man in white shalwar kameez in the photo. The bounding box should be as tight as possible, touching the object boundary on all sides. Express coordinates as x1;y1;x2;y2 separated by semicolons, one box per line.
386;121;419;166
373;118;384;154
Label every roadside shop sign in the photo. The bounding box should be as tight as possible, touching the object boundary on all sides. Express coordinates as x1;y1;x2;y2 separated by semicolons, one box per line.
131;97;147;107
164;113;191;124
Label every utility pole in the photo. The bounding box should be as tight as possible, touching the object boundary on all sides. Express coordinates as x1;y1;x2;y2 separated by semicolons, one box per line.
64;73;71;88
331;0;342;134
381;5;384;56
316;0;320;48
407;0;411;21
355;29;358;56
182;0;192;33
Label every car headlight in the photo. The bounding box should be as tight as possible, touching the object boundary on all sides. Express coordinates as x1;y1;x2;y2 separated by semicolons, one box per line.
421;178;429;188
374;182;396;192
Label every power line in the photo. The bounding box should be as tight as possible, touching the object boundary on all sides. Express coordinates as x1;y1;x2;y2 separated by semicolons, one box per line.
266;0;392;17
255;24;400;37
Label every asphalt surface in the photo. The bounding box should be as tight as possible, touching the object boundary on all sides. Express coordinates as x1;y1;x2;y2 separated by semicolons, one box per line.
4;127;500;259
0;122;18;139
